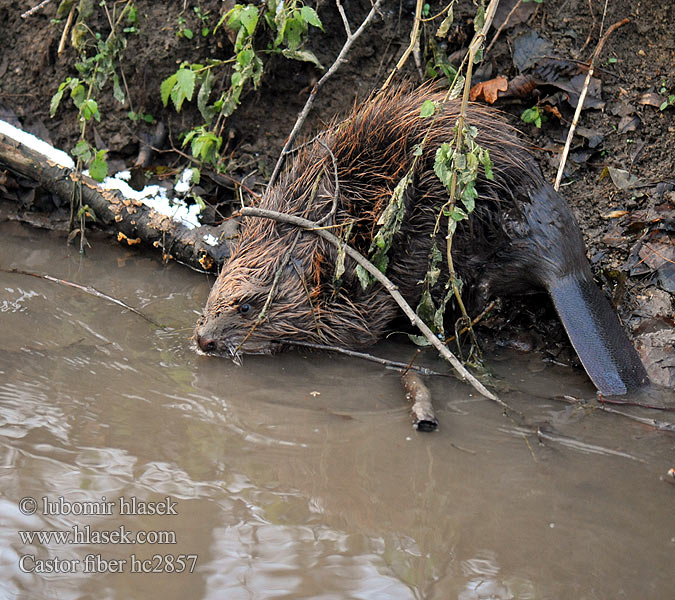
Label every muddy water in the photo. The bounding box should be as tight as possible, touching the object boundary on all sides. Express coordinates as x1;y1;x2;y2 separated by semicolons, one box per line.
0;221;673;600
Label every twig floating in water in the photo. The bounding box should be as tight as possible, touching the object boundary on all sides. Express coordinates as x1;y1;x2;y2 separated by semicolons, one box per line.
401;371;438;432
274;339;448;377
3;268;163;328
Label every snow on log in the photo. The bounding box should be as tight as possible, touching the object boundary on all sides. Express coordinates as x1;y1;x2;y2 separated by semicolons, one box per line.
0;119;234;271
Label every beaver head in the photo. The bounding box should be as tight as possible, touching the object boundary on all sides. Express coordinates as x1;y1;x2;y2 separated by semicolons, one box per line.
194;188;397;360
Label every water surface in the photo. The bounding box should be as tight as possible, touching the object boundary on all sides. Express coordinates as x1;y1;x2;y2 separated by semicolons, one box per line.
0;221;673;599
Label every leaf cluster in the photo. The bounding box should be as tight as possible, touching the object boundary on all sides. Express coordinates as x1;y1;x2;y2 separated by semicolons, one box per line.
50;1;138;183
160;1;324;168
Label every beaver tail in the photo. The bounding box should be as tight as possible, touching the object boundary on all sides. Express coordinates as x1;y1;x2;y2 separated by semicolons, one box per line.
548;274;649;395
492;183;650;395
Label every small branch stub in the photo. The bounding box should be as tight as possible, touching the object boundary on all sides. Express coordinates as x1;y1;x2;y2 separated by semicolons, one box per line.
401;371;439;432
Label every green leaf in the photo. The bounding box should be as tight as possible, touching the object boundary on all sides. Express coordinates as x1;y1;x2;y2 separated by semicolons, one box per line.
521;106;541;127
70;83;86;109
433;142;454;190
449;207;468;221
273;5;287;46
480;148;494;180
300;6;323;29
237;48;254;68
435;8;453;38
280;48;323;69
239;5;259;35
225;6;242;30
408;334;432;347
82;98;100;121
77;203;96;222
449;74;465;100
56;1;75;19
161;73;177;106
284;17;303;51
355;264;373;291
72;139;92;163
420;100;436;118
461;185;476;213
183;28;194;39
50;87;66;117
89;151;108;182
197;69;215;123
474;4;485;32
112;74;125;104
176;68;196;102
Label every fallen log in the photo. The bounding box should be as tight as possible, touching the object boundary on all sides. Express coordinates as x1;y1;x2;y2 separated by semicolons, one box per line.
0;119;234;271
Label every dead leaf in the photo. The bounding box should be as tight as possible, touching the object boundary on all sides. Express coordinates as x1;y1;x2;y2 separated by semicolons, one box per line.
639;242;675;292
492;0;537;30
469;76;508;104
602;209;629;219
513;31;555;72
618;114;640;133
607;167;640;190
640;242;674;271
501;73;538;98
576;126;604;148
542;104;562;120
639;92;665;107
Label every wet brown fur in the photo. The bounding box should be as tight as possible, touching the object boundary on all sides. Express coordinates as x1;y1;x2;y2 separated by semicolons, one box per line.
195;86;589;358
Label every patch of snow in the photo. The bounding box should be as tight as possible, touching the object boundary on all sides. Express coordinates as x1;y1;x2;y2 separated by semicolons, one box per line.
97;172;202;230
0;119;75;169
174;168;195;195
202;233;219;247
113;169;131;182
0;119;202;230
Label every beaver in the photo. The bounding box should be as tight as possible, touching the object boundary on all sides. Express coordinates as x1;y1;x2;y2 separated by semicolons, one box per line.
194;87;648;396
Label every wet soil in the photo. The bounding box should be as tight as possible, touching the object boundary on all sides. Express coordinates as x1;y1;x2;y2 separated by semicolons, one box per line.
0;0;672;383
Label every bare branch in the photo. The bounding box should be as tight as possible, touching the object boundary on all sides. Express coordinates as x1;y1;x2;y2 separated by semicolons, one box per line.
554;17;630;190
21;0;53;19
269;0;384;187
275;339;447;377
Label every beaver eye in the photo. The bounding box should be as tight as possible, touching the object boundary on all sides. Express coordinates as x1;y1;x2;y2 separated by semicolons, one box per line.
238;303;251;315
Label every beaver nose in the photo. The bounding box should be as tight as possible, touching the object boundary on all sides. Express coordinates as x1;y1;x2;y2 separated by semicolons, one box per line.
196;333;217;353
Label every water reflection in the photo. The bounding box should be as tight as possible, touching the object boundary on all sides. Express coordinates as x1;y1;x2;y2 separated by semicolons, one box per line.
0;222;673;599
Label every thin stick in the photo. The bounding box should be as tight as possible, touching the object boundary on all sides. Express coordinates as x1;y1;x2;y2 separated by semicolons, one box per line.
381;0;424;91
554;17;630;190
401;371;439;432
3;268;162;328
444;300;497;344
314;139;340;226
21;0;53;19
268;0;383;187
57;4;76;55
559;396;675;432
275;339;447;376
579;0;597;54
240;206;503;404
